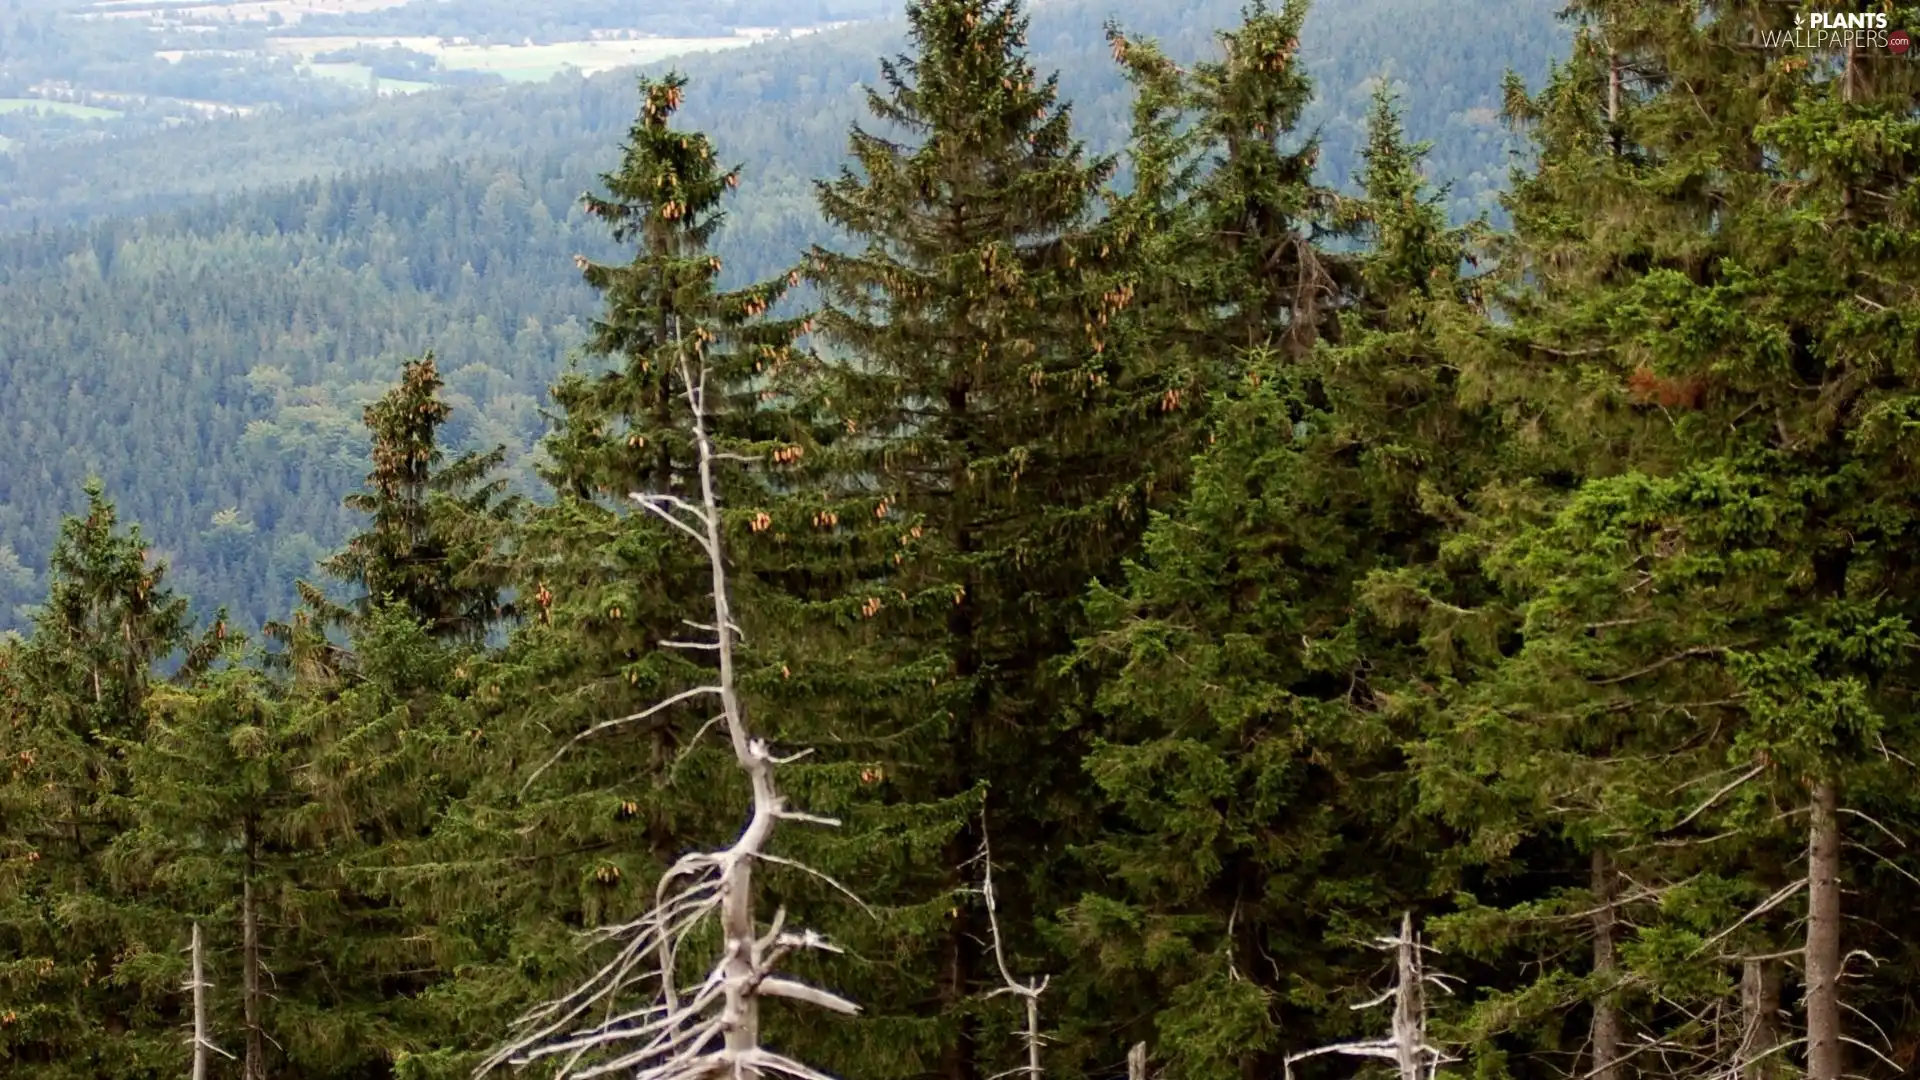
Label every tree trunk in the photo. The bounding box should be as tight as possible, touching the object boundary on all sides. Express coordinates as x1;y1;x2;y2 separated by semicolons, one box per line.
191;922;210;1080
1390;913;1425;1080
243;819;266;1080
1606;46;1622;157
1804;781;1842;1080
940;359;982;1080
1738;958;1782;1080
1590;849;1623;1080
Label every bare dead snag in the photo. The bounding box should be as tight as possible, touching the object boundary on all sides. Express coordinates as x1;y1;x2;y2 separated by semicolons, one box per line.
977;818;1048;1080
479;327;861;1080
1283;913;1453;1080
1804;781;1842;1080
1127;1043;1148;1080
185;922;233;1080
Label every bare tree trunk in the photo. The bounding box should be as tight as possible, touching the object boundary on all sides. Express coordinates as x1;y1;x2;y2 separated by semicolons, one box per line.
191;922;210;1080
1283;914;1450;1080
1738;958;1782;1080
1805;781;1842;1080
1591;850;1623;1080
243;820;265;1080
1606;45;1622;156
481;333;862;1080
1392;913;1425;1080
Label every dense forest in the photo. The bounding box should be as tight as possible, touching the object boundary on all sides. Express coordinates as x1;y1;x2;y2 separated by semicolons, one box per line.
9;1;1920;1080
0;0;1564;630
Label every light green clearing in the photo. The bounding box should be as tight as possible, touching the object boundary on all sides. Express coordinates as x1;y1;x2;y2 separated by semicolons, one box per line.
0;134;15;152
433;39;754;82
0;98;124;120
303;62;436;94
271;35;756;83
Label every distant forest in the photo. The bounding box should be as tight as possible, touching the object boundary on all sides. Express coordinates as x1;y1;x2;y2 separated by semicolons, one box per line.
0;0;1564;630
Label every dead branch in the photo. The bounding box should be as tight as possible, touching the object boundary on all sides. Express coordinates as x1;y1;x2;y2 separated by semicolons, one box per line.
978;816;1049;1080
1669;764;1766;833
1284;914;1454;1080
479;324;860;1080
185;922;234;1080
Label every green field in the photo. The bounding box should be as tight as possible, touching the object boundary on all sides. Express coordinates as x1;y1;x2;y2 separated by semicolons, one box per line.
0;135;14;152
0;98;124;120
304;62;437;95
432;39;753;82
270;35;756;84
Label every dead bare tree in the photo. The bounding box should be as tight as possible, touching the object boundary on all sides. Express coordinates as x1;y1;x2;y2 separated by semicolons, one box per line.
185;922;233;1080
478;330;860;1080
1282;913;1454;1080
975;818;1047;1080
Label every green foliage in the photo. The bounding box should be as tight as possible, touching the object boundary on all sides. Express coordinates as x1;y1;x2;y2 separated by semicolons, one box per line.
11;6;1920;1080
312;351;519;642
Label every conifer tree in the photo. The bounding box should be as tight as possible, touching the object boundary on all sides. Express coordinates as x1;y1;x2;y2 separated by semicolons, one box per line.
390;74;806;1076
1064;89;1495;1080
1107;0;1358;368
1416;7;1920;1080
275;603;485;1077
784;1;1194;1076
0;482;221;1077
114;661;288;1080
312;351;518;643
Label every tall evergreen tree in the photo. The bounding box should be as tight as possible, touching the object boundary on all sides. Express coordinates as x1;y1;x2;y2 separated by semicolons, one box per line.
783;1;1194;1076
0;482;220;1077
1106;0;1358;368
1415;8;1920;1080
311;351;518;644
395;73;807;1077
114;660;288;1080
1064;88;1496;1080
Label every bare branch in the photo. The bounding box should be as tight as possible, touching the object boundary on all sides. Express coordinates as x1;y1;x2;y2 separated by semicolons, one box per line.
1669;764;1766;833
1285;915;1454;1080
186;923;233;1079
520;685;724;794
481;320;861;1080
978;815;1048;1080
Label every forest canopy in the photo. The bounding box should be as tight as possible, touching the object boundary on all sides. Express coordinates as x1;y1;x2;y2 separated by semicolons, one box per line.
5;4;1915;1080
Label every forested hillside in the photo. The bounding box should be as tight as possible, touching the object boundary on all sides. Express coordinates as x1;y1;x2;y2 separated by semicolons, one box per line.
0;0;1563;629
4;2;1920;1080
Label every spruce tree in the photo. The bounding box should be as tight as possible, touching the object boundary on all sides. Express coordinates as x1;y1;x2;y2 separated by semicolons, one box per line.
1107;0;1358;368
0;482;220;1077
1064;89;1496;1080
313;351;518;644
114;660;289;1080
1415;7;1920;1080
784;1;1194;1076
395;74;806;1077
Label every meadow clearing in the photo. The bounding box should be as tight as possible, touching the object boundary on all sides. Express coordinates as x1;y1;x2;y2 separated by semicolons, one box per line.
0;98;124;120
263;35;761;82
